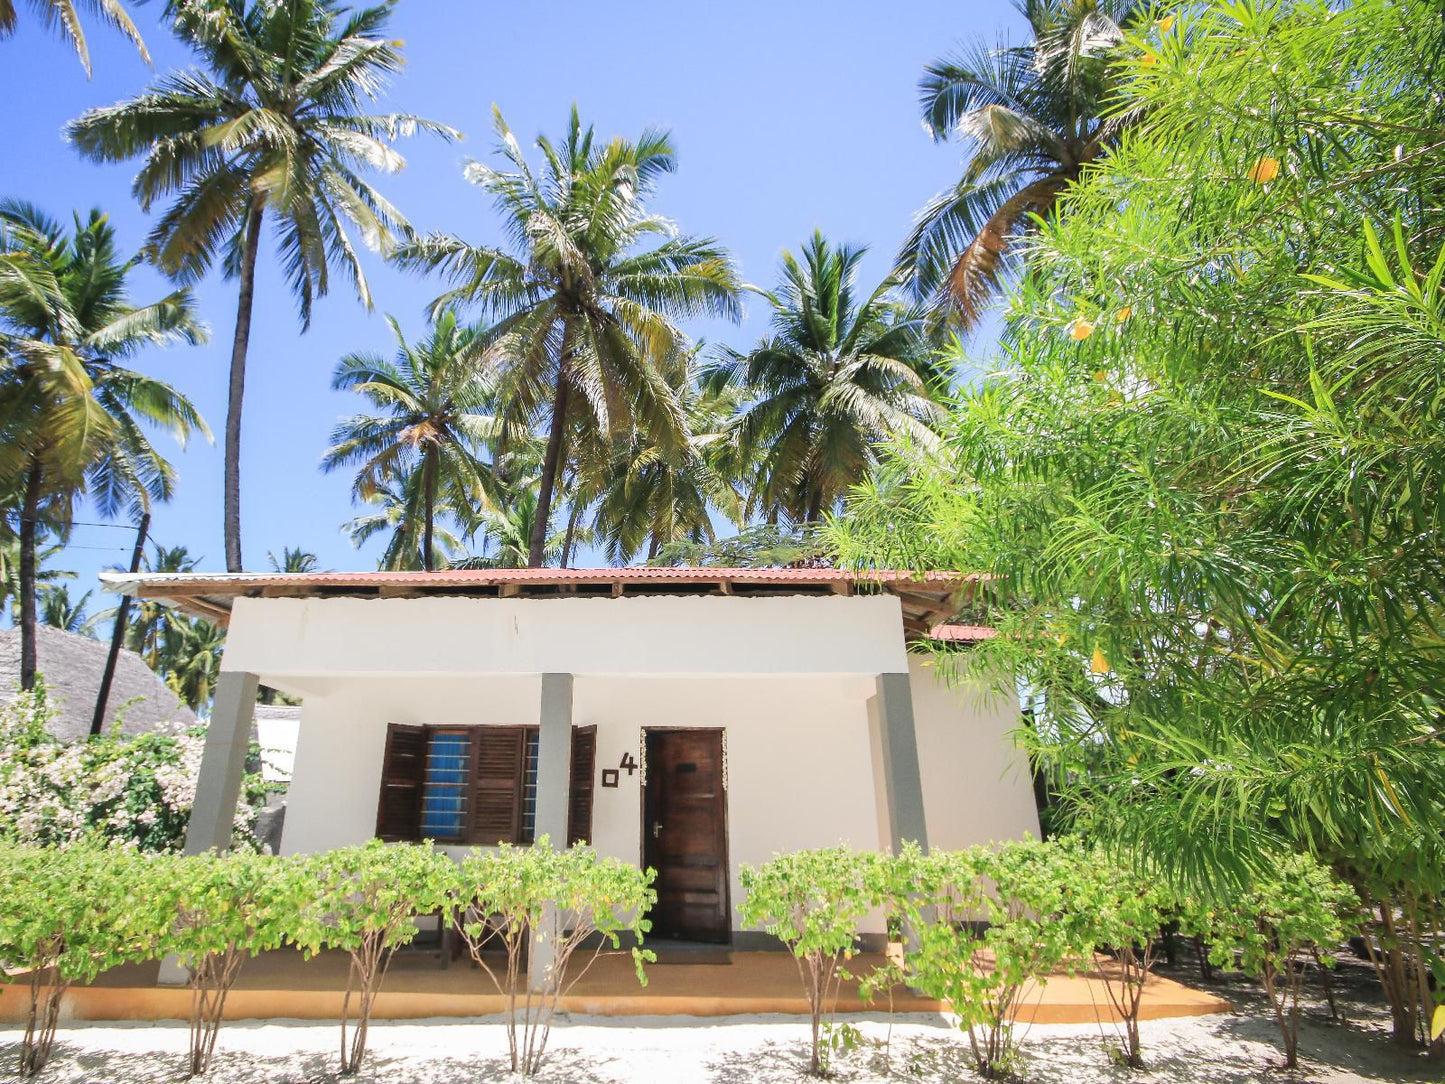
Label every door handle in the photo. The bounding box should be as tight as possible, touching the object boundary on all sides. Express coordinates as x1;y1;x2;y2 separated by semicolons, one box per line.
652;821;662;839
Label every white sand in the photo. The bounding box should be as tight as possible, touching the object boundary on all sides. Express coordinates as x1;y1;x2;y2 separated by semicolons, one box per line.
5;1010;1436;1083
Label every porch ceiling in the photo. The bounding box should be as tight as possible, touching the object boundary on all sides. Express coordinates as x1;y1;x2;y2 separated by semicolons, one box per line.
101;567;978;641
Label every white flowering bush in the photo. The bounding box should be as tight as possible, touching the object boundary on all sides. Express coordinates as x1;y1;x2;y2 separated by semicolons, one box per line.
0;685;268;851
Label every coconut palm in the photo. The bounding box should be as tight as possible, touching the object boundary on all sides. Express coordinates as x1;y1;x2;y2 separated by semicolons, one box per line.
38;584;99;636
124;541;198;669
707;231;943;525
267;547;318;573
67;0;457;573
0;201;205;691
323;312;497;572
901;0;1144;323
341;478;468;572
585;359;745;564
0;0;148;77
161;613;225;709
397;105;742;566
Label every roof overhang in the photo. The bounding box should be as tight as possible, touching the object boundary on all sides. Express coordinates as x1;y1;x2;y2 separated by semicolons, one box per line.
101;567;978;640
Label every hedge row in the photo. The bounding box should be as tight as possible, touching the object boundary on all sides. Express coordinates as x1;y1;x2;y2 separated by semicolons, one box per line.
0;838;1358;1080
0;838;654;1078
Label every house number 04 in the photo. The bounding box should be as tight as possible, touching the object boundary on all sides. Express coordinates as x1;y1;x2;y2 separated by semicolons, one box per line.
601;752;638;789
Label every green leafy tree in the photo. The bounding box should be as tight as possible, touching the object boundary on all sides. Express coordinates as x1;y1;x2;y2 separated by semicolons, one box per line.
398;105;743;566
0;844;174;1076
0;201;205;691
452;839;655;1077
0;0;148;77
835;0;1445;1052
1182;854;1357;1069
900;0;1144;322
291;841;457;1075
67;0;457;572
707;232;942;524
323;312;498;571
163;850;306;1076
892;841;1090;1079
739;847;890;1076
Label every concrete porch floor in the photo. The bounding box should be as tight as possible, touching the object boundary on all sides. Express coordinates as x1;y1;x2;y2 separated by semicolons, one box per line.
0;949;1229;1024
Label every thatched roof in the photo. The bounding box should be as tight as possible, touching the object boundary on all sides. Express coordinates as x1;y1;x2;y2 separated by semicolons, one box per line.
0;625;196;742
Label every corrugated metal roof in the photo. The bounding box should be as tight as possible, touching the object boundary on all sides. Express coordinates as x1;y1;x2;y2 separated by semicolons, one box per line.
928;623;998;642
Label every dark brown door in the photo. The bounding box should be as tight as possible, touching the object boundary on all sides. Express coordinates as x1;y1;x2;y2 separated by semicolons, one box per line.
642;729;730;943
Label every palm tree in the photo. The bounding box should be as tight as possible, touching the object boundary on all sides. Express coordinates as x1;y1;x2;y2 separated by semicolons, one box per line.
67;0;457;572
586;358;745;564
38;584;99;636
125;541;198;669
323;312;497;572
397;105;743;566
900;0;1143;324
267;547;318;573
342;478;468;571
0;202;205;690
0;0;148;77
707;231;943;524
161;614;225;710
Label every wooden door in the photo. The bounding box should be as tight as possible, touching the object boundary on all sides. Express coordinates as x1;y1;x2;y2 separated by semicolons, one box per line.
642;729;730;943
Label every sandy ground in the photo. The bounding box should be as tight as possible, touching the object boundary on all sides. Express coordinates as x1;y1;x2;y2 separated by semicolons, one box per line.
3;1007;1437;1084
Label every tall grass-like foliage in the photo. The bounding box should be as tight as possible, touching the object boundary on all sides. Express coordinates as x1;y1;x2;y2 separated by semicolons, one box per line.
834;0;1445;1052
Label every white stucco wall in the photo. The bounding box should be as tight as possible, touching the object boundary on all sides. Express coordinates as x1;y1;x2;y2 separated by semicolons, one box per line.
222;593;909;680
909;655;1042;849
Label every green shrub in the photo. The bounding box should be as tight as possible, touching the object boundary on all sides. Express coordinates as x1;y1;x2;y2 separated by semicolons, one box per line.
896;840;1093;1080
162;850;307;1076
291;840;458;1075
0;844;173;1076
1182;853;1357;1068
738;847;890;1076
1058;840;1174;1069
0;684;268;852
452;838;655;1077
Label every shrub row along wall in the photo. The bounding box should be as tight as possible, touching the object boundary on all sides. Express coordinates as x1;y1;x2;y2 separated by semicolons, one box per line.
0;838;1358;1080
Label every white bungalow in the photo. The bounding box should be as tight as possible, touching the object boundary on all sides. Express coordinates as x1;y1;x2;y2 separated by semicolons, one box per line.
105;567;1040;949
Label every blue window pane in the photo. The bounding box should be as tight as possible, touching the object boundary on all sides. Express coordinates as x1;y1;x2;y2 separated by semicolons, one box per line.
421;732;469;839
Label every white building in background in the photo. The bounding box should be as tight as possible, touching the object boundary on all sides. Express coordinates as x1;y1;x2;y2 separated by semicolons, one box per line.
104;567;1040;947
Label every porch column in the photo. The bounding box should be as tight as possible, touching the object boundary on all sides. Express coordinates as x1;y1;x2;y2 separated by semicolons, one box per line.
183;670;259;854
874;671;929;854
530;672;574;991
160;670;259;985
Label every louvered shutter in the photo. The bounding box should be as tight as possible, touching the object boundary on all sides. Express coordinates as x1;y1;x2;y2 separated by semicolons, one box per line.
567;726;597;846
375;723;426;841
470;727;526;845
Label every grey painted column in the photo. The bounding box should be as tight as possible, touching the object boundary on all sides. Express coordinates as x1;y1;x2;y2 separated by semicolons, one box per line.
530;672;574;991
183;670;259;854
875;671;929;854
160;670;259;985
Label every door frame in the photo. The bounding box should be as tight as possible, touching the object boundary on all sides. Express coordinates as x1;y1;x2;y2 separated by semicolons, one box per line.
640;726;732;944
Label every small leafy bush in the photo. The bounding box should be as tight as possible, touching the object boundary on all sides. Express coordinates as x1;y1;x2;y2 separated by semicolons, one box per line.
1058;839;1173;1069
1183;853;1357;1068
452;838;655;1077
162;850;307;1076
739;847;889;1076
292;840;458;1075
0;844;173;1076
0;684;268;851
897;840;1092;1080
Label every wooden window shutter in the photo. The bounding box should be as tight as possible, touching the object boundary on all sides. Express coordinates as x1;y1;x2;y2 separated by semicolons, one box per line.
567;725;597;847
375;723;427;842
471;727;526;845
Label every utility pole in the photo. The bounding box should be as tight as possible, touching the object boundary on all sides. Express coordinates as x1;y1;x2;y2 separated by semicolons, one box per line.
90;512;150;738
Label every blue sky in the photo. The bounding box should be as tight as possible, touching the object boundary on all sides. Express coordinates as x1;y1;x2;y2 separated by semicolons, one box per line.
1;0;1019;601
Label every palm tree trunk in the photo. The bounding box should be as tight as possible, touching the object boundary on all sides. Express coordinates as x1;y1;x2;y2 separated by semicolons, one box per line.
224;201;265;573
18;463;43;691
422;451;436;572
529;374;570;567
560;496;583;569
805;488;824;524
